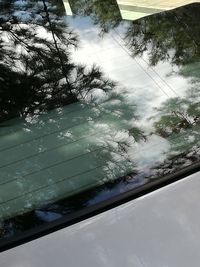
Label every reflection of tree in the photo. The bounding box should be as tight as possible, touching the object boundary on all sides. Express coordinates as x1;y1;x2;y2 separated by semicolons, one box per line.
154;59;200;138
150;126;200;178
0;0;115;123
128;3;200;178
66;2;200;67
0;162;138;239
125;3;200;66
2;1;200;241
69;0;122;33
153;98;193;138
0;92;145;239
150;65;200;177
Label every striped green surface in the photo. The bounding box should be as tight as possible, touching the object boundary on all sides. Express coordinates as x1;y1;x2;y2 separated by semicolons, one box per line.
0;100;135;220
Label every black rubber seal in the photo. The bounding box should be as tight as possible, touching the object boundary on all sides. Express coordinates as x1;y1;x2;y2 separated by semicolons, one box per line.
0;162;200;253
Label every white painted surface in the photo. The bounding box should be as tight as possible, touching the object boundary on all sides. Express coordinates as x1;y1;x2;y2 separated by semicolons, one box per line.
63;0;73;15
1;171;200;267
117;0;199;9
113;0;200;20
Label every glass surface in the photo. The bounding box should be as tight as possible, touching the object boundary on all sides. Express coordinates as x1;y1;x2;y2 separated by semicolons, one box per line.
0;0;200;241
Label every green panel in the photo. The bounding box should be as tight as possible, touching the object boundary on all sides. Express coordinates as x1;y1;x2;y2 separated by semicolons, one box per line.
0;97;135;220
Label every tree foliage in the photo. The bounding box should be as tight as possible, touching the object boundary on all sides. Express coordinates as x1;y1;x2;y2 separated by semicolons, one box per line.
125;3;200;66
69;0;122;33
0;0;115;122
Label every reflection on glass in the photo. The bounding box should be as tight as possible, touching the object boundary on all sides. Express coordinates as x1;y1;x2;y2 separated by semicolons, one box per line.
0;0;200;243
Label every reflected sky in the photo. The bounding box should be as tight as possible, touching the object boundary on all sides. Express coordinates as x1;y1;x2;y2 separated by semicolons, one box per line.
0;0;200;241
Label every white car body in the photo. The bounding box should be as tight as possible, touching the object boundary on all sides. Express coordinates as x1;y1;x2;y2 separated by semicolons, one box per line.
0;171;200;267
